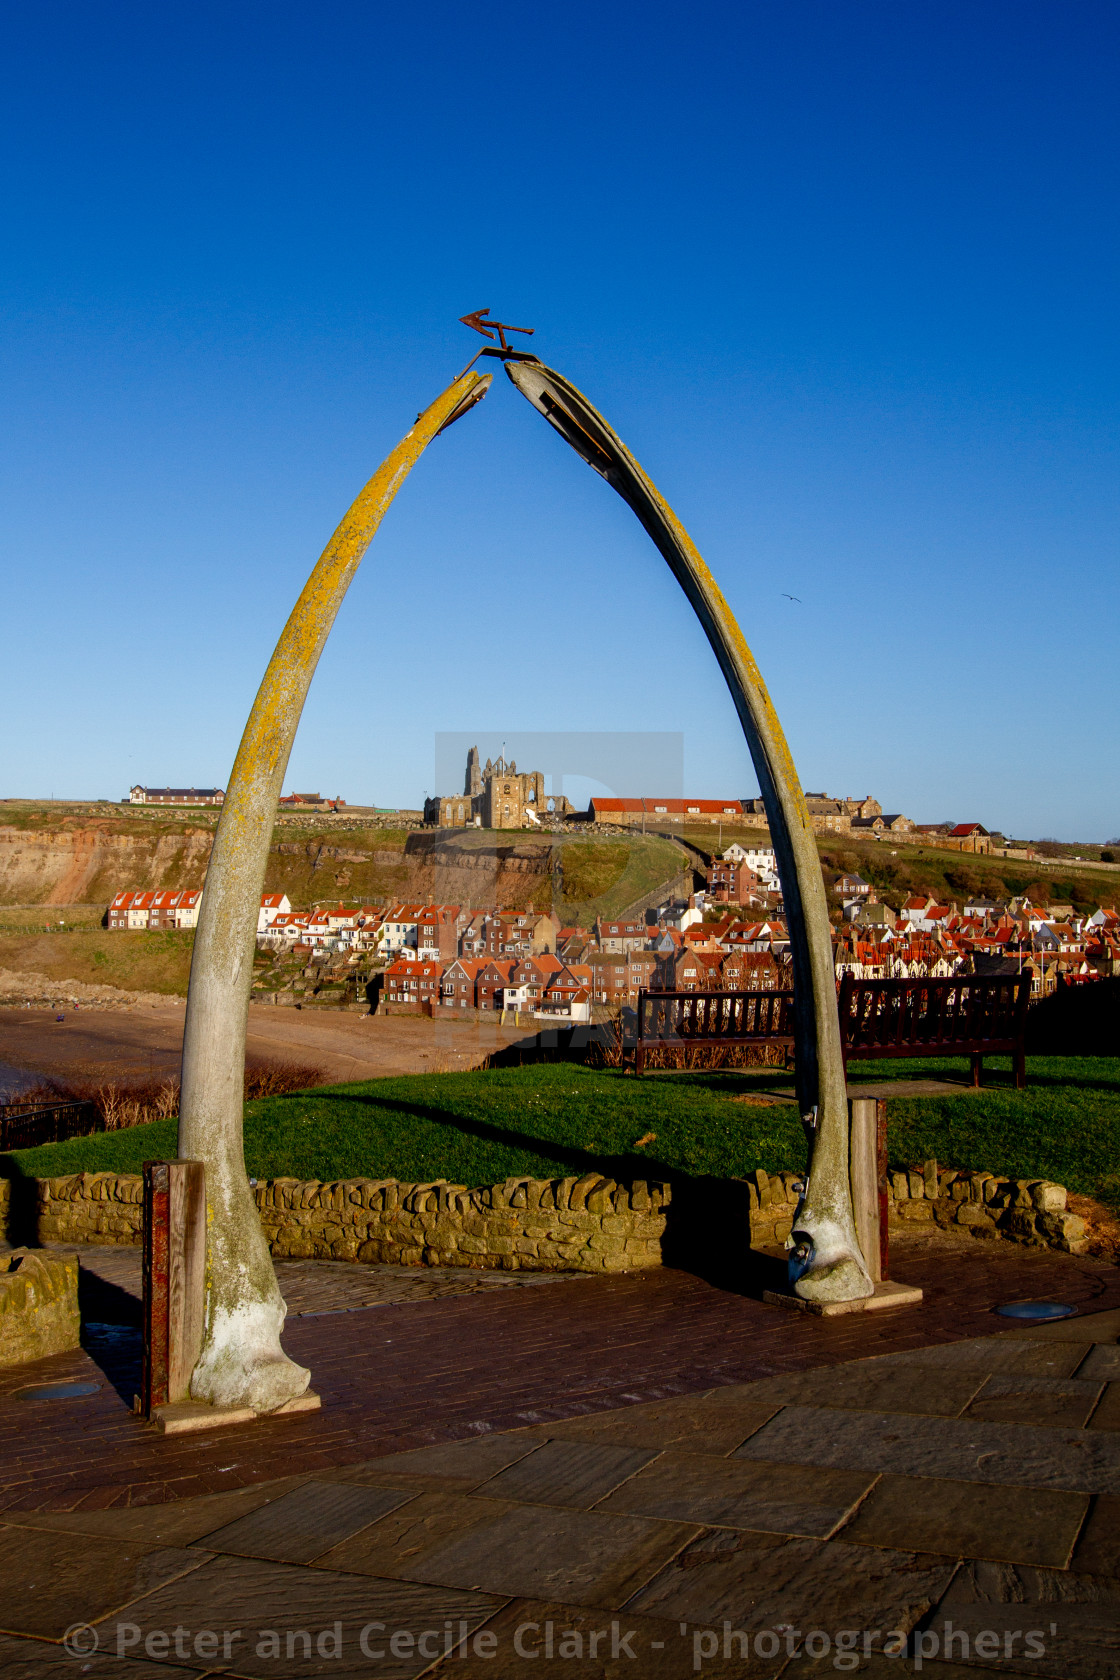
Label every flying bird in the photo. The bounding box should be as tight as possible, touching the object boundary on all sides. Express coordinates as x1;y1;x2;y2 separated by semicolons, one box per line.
782;593;802;603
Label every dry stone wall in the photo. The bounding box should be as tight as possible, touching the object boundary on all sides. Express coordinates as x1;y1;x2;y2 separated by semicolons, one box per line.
8;1171;669;1272
257;1173;668;1270
0;1250;80;1365
744;1162;1088;1254
0;1159;1086;1265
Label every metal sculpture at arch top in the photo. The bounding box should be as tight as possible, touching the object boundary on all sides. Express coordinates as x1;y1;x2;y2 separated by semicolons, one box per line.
179;328;869;1415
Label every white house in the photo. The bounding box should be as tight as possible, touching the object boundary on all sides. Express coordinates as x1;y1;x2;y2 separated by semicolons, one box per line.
659;901;702;933
723;842;779;884
259;911;310;947
173;889;203;928
379;903;424;954
257;893;292;933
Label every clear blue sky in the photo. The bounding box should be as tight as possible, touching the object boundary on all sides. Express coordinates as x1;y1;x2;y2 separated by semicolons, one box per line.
2;1;1117;839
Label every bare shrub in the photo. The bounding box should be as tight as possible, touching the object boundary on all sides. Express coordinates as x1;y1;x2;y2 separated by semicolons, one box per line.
628;1040;790;1073
8;1058;326;1133
587;1018;789;1073
243;1058;325;1099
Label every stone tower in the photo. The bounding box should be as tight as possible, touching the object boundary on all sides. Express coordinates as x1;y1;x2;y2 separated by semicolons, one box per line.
465;745;482;798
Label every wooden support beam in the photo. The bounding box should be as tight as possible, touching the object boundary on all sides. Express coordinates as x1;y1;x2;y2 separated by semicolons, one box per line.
141;1160;205;1415
849;1098;881;1284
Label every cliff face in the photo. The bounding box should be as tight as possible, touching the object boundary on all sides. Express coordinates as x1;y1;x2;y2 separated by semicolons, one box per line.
0;823;557;913
263;833;556;913
0;824;214;906
0;816;675;921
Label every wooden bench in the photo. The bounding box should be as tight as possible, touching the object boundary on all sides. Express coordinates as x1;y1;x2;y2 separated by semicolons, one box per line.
838;973;1030;1089
630;974;1030;1087
631;988;794;1074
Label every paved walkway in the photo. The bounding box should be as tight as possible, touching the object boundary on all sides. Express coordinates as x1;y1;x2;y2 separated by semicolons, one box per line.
0;1244;1118;1677
65;1246;584;1318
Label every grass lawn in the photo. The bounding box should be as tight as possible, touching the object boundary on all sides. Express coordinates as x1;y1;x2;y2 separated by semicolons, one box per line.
5;1057;1119;1209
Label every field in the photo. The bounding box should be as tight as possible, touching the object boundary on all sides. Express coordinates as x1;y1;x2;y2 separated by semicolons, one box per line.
0;928;195;994
8;1057;1119;1212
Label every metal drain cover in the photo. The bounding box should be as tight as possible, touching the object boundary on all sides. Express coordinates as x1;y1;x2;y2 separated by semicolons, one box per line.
996;1301;1076;1321
16;1381;102;1400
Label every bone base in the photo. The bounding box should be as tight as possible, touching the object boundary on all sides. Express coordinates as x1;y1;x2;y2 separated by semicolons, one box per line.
764;1279;923;1318
143;1391;321;1434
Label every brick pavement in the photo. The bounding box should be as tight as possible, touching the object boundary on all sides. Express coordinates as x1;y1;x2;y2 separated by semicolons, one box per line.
63;1246;585;1316
1;1240;1118;1515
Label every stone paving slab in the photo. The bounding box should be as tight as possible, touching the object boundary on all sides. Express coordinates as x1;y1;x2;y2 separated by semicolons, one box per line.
626;1527;958;1639
0;1478;309;1545
0;1521;208;1640
1078;1344;1120;1380
314;1493;698;1610
110;1552;502;1680
737;1361;988;1418
937;1559;1120;1680
0;1634;202;1680
477;1441;658;1510
517;1391;782;1454
194;1479;415;1565
323;1434;543;1493
962;1372;1104;1428
1090;1383;1120;1430
733;1402;1120;1492
1071;1492;1120;1575
876;1336;1089;1378
798;1662;1058;1680
839;1471;1089;1568
425;1597;781;1678
596;1450;876;1537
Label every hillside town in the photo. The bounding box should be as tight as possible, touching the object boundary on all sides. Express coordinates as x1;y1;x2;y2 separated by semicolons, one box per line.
105;836;1120;1022
419;748;1014;851
128;749;1075;875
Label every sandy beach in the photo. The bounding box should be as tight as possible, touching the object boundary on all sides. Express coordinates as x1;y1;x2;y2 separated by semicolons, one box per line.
0;1002;534;1095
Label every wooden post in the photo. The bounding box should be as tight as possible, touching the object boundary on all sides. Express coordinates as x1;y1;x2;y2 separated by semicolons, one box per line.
849;1099;881;1284
141;1163;170;1416
876;1097;890;1282
142;1160;206;1417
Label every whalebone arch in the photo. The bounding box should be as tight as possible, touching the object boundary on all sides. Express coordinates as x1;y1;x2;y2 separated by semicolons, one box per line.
179;350;870;1414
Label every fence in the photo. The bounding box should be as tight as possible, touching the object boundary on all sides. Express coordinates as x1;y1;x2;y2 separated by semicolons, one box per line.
0;1101;102;1152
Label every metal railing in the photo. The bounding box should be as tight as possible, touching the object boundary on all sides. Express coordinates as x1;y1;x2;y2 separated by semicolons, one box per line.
0;1100;102;1152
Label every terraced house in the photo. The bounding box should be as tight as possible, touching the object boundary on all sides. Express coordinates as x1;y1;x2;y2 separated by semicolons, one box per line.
440;956;487;1008
107;888;202;930
587;950;658;1006
383;958;443;1009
